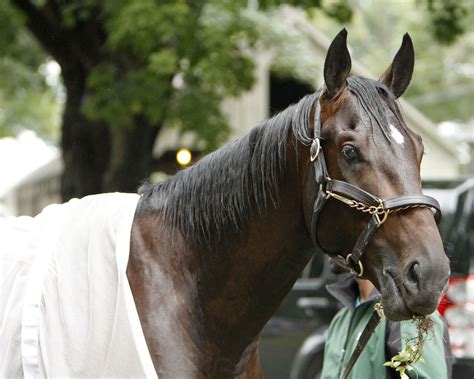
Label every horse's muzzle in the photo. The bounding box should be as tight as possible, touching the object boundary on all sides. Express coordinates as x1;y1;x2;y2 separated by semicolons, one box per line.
402;254;451;315
380;253;450;320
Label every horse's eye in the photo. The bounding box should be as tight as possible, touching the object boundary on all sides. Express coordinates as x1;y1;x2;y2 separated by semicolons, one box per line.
342;145;358;161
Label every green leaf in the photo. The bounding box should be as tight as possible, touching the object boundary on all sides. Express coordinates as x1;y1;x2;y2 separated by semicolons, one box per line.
148;51;178;76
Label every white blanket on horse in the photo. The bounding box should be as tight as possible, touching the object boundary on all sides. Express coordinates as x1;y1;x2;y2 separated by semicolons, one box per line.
0;193;157;378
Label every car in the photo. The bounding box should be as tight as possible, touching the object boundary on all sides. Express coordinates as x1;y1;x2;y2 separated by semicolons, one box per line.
259;252;340;379
428;179;474;378
259;179;474;379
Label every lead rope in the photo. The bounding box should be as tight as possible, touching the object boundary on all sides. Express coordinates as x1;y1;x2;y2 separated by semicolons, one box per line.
340;303;385;379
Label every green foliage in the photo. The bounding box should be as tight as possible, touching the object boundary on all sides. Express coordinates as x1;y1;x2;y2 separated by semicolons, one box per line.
105;0;191;57
61;0;97;29
319;0;352;23
148;51;178;77
1;0;471;149
0;3;42;65
84;0;260;149
0;77;60;138
0;1;59;139
83;62;171;127
2;0;354;150
384;341;425;379
310;0;474;124
422;0;469;45
249;7;323;86
384;317;434;379
170;84;230;150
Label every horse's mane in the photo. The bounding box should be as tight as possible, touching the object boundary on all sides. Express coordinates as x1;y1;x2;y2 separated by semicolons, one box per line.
139;77;404;245
139;91;316;244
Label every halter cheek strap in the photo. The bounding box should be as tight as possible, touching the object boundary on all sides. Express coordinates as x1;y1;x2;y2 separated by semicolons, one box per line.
309;100;442;277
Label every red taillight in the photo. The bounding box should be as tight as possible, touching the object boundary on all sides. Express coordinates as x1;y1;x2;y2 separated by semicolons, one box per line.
439;275;474;358
438;293;452;317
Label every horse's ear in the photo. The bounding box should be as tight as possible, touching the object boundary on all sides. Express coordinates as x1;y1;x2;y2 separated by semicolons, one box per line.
379;33;415;98
323;28;351;99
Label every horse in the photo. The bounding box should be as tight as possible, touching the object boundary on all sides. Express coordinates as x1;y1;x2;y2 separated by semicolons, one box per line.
0;29;450;378
128;29;449;377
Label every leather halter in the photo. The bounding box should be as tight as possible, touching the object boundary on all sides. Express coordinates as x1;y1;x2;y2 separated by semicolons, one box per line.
309;100;442;277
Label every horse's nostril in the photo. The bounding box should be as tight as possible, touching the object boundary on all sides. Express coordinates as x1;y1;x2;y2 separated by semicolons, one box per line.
412;262;421;278
405;260;421;290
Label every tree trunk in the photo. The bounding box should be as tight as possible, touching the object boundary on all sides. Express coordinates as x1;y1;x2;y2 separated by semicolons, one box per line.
60;67;110;201
61;72;161;199
103;115;161;193
11;1;163;200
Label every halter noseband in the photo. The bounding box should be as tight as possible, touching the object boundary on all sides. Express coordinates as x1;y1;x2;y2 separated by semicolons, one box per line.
309;100;442;277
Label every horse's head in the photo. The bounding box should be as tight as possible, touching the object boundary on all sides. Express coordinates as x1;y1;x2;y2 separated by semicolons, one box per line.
306;30;450;321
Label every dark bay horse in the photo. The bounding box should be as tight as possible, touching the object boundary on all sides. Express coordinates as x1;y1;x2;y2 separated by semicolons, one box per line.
128;30;450;378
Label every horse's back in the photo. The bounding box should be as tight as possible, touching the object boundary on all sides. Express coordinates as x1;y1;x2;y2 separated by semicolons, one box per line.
0;193;156;378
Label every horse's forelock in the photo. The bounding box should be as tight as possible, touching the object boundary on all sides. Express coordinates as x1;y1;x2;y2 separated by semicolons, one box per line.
347;76;408;142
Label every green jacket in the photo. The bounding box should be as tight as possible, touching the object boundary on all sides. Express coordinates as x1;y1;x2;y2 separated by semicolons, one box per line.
321;275;452;379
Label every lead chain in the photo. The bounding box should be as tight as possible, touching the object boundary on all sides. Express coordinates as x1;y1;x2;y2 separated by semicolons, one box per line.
326;191;431;218
326;191;387;215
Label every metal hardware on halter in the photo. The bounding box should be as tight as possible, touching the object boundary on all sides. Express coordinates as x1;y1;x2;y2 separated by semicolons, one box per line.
310;138;321;161
325;188;434;228
326;191;389;220
373;302;384;319
333;253;364;277
373;205;389;227
347;254;364;277
346;254;364;277
325;191;354;206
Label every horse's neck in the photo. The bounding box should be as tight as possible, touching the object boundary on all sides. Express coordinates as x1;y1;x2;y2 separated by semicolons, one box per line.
209;184;314;337
128;156;313;377
196;147;314;344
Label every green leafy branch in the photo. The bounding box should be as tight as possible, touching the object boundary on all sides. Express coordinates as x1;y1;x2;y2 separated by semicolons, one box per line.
384;316;434;379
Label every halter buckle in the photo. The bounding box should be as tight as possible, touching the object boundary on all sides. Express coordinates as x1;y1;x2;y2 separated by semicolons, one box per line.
374;211;389;226
334;254;365;278
310;138;321;162
346;253;364;277
374;199;390;226
374;302;385;319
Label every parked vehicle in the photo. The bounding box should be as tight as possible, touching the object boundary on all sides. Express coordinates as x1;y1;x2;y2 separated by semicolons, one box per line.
429;179;474;378
260;179;474;379
259;251;340;379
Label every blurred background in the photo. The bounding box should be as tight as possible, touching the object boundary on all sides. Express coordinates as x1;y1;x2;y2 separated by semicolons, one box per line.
0;0;472;216
0;1;473;377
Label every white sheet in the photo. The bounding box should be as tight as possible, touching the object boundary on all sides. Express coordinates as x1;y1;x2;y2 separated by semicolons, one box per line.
0;193;157;378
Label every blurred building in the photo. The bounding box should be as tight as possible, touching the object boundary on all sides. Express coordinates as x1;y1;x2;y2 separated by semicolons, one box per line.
1;12;462;216
2;158;62;217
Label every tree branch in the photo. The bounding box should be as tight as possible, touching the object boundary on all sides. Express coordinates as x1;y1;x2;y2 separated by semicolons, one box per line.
11;0;105;74
11;0;72;67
